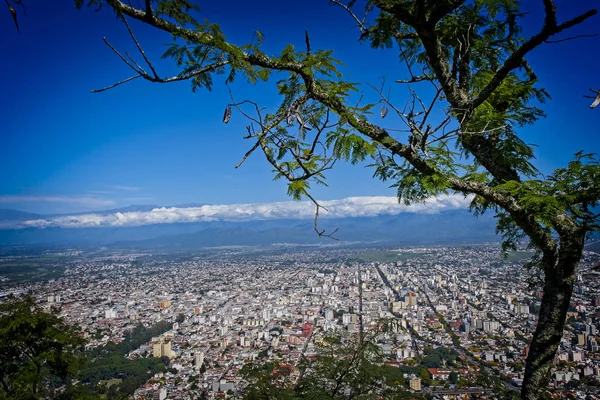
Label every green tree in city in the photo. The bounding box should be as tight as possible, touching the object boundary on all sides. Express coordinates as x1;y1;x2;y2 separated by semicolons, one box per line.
239;361;299;400
0;296;86;399
449;371;459;384
240;333;417;399
74;1;599;398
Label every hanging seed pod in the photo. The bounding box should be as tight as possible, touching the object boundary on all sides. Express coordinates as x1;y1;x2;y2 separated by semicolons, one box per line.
223;105;232;124
287;103;300;125
380;106;389;119
7;3;19;32
287;111;295;125
591;91;600;109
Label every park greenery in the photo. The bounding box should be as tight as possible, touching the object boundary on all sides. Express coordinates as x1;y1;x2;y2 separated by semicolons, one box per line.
80;321;171;397
0;296;171;399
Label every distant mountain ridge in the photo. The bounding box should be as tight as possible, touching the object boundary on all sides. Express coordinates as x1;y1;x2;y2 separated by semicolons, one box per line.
0;208;43;221
0;207;498;248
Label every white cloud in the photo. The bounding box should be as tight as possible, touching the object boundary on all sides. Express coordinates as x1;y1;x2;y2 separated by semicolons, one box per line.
14;194;472;229
0;196;116;207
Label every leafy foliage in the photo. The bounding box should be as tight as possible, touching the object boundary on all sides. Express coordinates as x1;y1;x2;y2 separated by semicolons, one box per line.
80;321;171;395
0;296;86;400
240;334;422;400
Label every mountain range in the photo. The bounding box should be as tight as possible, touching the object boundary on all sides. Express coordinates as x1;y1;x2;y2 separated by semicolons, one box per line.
0;206;499;249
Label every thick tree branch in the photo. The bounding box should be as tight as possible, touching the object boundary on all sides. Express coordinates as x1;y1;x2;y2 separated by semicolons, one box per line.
471;5;597;111
428;0;467;24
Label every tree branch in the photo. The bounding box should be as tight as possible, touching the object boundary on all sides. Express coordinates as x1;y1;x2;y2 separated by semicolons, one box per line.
144;0;153;21
329;0;369;35
470;5;597;111
91;74;141;92
545;33;598;43
428;0;467;24
123;16;159;79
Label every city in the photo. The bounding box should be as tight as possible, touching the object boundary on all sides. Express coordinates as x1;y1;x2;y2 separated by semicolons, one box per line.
1;244;598;399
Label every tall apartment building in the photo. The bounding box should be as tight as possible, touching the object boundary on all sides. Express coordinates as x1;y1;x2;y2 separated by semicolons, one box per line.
153;340;173;358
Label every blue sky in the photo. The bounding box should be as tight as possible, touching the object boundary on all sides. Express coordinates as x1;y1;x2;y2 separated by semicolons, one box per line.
1;0;599;214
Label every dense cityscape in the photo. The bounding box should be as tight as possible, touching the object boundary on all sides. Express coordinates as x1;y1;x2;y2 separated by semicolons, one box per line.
1;244;599;399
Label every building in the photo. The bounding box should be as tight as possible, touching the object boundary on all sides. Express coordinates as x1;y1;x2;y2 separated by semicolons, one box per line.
392;301;404;312
428;368;451;380
409;376;422;391
194;352;204;369
324;309;335;320
240;336;251;347
159;300;171;309
397;348;416;360
153;340;173;358
342;313;358;325
588;337;599;353
517;304;530;314
570;351;583;362
153;388;167;400
302;322;313;337
461;322;470;334
405;292;417;307
262;309;272;321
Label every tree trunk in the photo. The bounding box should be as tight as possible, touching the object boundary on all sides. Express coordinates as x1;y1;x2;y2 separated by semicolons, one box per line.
521;235;584;400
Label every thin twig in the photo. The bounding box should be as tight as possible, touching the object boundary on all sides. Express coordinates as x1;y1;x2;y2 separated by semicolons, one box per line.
305;192;339;240
545;33;598;43
305;30;311;55
102;37;144;74
91;75;142;92
124;51;148;75
235;140;261;169
123;17;159;79
329;0;368;34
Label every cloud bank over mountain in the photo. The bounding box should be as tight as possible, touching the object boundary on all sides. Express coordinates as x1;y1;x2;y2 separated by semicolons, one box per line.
11;194;472;229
